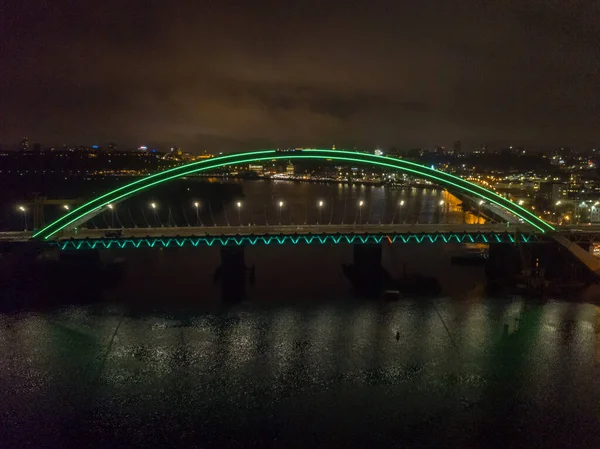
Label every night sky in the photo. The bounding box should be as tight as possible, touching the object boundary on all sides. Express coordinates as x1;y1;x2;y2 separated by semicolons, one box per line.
1;0;599;152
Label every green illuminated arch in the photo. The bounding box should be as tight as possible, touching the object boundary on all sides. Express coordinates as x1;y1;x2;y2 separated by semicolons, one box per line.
32;149;554;240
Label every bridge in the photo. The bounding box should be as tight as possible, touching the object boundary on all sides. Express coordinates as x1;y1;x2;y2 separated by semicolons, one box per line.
7;148;600;286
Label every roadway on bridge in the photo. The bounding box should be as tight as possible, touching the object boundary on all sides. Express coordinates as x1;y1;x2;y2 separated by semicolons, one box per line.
61;223;522;240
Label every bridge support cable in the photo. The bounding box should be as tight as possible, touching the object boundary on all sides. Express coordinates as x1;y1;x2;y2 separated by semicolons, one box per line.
180;204;191;227
208;202;217;227
140;207;151;228
127;208;138;228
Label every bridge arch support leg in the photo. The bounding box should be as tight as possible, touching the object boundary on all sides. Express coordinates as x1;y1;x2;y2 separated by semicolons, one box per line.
217;246;247;302
342;244;385;297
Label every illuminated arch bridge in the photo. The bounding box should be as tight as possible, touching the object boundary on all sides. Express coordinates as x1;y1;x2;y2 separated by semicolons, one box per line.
33;149;554;241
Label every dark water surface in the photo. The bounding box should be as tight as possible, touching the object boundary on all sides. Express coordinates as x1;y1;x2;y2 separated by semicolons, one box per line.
2;295;599;448
2;244;600;448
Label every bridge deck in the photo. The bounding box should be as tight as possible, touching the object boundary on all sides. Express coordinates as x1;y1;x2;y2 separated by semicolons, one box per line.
64;223;520;239
35;224;542;250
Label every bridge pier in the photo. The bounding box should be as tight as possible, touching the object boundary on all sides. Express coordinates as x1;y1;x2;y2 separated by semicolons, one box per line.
217;246;247;302
342;244;386;297
486;243;522;284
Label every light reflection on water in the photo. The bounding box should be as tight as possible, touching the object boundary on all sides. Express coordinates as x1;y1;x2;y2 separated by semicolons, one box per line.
213;180;485;225
1;298;599;447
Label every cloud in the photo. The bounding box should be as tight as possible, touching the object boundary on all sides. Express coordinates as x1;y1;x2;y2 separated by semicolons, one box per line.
1;0;599;150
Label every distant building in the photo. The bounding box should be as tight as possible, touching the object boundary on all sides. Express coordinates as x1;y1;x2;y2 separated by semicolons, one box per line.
453;141;461;154
21;137;29;151
539;182;568;204
196;152;213;160
286;163;295;175
248;164;264;175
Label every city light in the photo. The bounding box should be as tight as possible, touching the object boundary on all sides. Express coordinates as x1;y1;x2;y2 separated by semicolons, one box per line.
107;204;113;210
150;202;157;209
556;201;562;206
237;201;242;208
439;200;444;206
518;200;525;205
63;205;70;211
18;205;26;212
359;200;364;207
279;201;284;207
399;200;405;206
193;202;199;208
479;200;484;205
318;200;324;207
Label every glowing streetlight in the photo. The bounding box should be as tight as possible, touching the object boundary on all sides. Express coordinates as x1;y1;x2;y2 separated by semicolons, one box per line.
278;200;284;224
518;200;524;206
358;200;364;224
439;200;444;206
192;201;201;226
236;201;242;225
107;204;115;228
479;200;484;205
149;202;159;227
399;200;405;206
317;200;324;224
17;205;27;231
554;200;562;217
63;204;70;211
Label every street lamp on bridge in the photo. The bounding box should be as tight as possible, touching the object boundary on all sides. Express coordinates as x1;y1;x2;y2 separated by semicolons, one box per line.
317;200;324;224
398;200;405;224
63;204;70;211
17;205;27;231
107;203;115;228
236;201;242;225
193;201;202;226
358;200;364;224
150;202;161;227
278;201;284;225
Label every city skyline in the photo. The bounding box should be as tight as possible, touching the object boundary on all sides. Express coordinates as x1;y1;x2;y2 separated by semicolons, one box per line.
1;1;599;151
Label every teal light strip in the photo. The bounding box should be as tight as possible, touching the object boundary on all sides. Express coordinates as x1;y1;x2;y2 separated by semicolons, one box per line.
51;232;539;250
